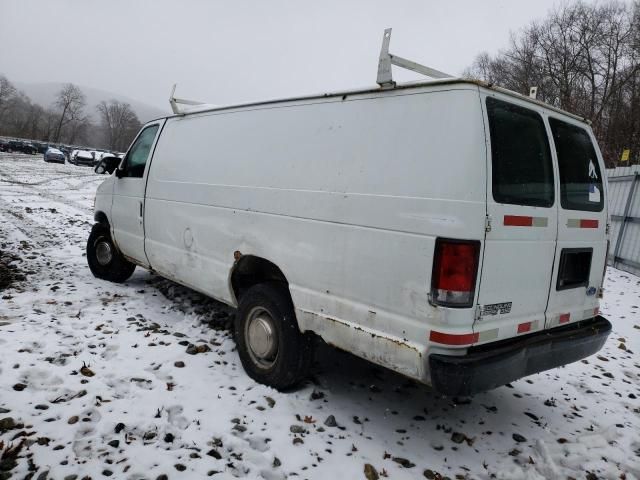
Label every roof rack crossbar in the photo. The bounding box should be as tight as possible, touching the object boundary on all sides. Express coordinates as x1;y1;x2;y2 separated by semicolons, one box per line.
377;28;452;88
169;84;206;114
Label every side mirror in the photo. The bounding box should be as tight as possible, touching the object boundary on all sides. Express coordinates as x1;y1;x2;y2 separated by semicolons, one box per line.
94;156;121;175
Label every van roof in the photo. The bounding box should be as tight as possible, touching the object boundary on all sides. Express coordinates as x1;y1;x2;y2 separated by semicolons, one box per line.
156;78;589;125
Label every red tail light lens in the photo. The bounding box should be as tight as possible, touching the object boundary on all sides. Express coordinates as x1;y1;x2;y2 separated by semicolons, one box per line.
431;238;481;307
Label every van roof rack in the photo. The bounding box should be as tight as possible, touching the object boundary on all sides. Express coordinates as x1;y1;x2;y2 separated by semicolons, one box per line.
168;29;453;114
169;84;208;115
376;28;452;88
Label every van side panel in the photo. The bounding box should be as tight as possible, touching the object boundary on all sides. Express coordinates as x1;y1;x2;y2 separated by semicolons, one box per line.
144;86;486;381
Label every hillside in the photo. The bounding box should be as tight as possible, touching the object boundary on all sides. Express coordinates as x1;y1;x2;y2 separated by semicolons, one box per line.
14;81;168;123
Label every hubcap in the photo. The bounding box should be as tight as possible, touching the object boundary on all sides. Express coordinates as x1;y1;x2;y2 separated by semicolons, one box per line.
95;240;113;266
246;307;278;368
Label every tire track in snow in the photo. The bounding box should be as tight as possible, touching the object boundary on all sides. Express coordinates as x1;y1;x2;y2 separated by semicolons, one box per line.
0;198;58;250
0;173;95;215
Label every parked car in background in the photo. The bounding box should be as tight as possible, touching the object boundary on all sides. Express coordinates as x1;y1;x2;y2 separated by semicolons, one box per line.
0;140;9;152
44;147;66;164
7;140;37;154
58;146;71;159
34;142;49;154
70;149;96;166
91;151;112;166
23;142;37;154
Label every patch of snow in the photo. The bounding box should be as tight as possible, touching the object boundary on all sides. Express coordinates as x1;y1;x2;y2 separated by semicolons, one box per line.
0;152;639;479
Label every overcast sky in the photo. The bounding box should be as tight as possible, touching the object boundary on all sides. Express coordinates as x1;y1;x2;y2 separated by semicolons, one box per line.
0;0;561;112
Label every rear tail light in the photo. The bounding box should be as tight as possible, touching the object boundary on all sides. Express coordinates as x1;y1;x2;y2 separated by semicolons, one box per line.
430;238;481;308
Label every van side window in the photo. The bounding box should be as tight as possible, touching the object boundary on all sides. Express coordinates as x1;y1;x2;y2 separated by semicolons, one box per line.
486;98;554;208
122;125;159;178
549;118;604;212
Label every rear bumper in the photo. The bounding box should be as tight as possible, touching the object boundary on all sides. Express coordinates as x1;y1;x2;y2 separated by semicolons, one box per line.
429;315;611;396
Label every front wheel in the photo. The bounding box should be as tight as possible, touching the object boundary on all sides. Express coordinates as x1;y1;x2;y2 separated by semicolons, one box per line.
86;224;135;283
234;283;313;390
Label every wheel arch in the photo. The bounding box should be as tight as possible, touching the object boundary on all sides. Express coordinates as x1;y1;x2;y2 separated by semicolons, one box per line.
229;255;290;306
94;211;109;226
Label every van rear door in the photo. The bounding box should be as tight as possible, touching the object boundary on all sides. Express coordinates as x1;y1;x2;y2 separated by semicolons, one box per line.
476;96;558;339
544;118;607;328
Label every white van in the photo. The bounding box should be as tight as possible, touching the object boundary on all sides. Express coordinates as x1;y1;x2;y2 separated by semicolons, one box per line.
88;44;611;395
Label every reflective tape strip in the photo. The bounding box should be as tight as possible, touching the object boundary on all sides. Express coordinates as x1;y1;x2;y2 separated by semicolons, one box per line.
567;219;598;228
580;219;598;228
517;320;539;334
477;328;499;343
581;307;599;319
547;313;569;327
504;215;548;227
504;215;532;227
429;330;479;345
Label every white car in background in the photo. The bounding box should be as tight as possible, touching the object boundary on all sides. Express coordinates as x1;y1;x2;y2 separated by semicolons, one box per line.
70;149;97;166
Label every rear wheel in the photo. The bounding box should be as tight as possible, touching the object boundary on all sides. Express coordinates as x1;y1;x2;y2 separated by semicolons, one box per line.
234;282;313;390
86;223;135;283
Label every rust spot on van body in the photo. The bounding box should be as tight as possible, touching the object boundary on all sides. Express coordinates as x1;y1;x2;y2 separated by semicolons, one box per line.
303;309;421;357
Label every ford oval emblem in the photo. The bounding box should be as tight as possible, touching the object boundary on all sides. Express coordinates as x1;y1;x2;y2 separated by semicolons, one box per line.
586;286;597;296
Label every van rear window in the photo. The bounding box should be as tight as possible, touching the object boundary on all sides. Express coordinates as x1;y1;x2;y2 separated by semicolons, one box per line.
549;118;604;212
486;98;554;208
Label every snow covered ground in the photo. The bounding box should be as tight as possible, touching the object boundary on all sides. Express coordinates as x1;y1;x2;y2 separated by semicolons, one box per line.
0;152;638;480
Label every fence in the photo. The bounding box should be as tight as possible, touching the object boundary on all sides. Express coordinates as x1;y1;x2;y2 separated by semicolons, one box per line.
607;165;640;276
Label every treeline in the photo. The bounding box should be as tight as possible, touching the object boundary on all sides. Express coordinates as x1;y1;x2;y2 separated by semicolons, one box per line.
465;0;639;167
0;75;141;152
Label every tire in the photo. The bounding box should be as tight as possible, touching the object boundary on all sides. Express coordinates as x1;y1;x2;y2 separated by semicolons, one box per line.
235;282;313;390
86;223;136;283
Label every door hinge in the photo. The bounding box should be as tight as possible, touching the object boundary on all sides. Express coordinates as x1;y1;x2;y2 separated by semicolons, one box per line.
474;305;482;321
485;215;492;233
605;222;610;235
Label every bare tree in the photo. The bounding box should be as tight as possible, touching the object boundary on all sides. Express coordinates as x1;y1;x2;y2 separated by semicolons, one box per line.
0;74;107;146
25;103;46;140
53;83;86;143
0;75;17;127
97;100;141;151
465;0;640;167
4;92;33;138
67;115;92;145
